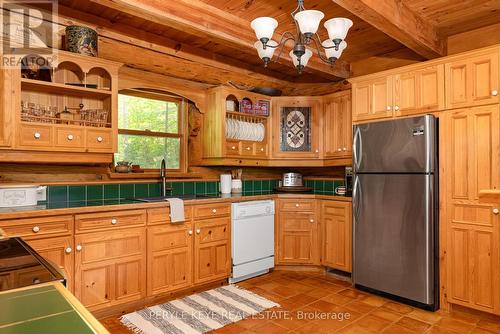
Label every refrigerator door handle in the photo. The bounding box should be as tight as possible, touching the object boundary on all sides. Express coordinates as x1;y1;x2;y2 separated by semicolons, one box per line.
353;127;362;170
353;175;361;224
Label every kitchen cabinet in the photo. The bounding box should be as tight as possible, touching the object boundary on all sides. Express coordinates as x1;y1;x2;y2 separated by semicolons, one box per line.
321;200;352;272
323;91;352;158
0;66;13;147
193;217;231;284
393;65;445;117
276;199;319;265
27;236;74;292
352;75;393;122
445;51;499;109
271;97;322;159
445;105;500;315
74;227;146;311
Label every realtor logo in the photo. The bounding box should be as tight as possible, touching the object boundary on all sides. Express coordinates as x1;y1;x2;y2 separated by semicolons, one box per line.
1;0;58;67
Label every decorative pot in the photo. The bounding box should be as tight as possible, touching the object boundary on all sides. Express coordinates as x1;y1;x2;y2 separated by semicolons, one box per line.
65;25;98;57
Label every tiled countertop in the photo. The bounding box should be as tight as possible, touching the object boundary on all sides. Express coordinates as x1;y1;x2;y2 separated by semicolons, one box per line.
0;191;351;220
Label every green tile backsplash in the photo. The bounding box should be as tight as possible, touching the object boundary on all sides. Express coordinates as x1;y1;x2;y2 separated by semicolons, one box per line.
44;179;345;204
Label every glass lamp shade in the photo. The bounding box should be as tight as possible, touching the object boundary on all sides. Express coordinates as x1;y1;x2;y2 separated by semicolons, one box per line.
254;40;277;59
289;48;313;68
294;10;325;35
251;17;278;41
324;17;353;41
322;40;347;59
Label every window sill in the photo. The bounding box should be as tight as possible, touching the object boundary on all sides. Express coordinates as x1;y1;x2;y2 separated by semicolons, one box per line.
108;172;202;180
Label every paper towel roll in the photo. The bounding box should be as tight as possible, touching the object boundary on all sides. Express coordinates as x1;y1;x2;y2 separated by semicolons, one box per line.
220;174;232;194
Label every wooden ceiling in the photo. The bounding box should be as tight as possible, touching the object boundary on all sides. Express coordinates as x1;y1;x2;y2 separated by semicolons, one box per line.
53;0;500;95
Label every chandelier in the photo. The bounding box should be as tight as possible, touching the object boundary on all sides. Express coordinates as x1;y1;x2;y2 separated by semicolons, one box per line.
250;0;353;74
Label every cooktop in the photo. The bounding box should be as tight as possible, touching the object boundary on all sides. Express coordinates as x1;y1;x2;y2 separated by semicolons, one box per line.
0;237;65;292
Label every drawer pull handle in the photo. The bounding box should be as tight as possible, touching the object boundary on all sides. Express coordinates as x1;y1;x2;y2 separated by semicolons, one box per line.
492;90;498;96
295;204;299;208
231;146;236;150
386;106;392;111
246;147;251;151
97;136;103;142
76;245;82;252
32;226;40;233
34;132;41;139
394;105;400;111
111;218;117;225
493;208;499;215
65;247;72;254
188;230;193;236
196;229;201;234
208;230;212;235
33;278;41;284
212;209;217;213
67;134;74;141
315;149;319;153
337;148;342;151
260;148;264;152
343;147;347;151
310;219;314;223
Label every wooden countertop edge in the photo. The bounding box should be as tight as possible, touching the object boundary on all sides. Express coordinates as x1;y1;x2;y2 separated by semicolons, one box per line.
0;194;351;220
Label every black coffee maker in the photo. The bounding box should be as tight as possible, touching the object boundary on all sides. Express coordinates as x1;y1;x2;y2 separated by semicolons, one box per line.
344;166;353;196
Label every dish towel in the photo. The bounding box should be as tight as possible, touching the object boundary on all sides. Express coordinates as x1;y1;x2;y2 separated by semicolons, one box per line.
166;198;185;223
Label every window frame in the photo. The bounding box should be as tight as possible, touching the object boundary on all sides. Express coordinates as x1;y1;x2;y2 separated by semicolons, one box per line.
116;89;187;173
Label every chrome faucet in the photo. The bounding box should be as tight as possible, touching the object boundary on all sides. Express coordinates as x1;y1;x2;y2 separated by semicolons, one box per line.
160;158;167;197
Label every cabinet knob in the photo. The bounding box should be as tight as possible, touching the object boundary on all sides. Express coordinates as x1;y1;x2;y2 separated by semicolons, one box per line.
492;90;498;96
309;219;314;223
196;229;201;234
337;148;342;152
315;149;319;153
343;147;347;151
295;204;299;208
246;147;251;151
188;230;193;235
260;148;264;152
394;105;400;111
76;245;82;252
67;134;74;141
65;247;72;254
493;208;499;215
231;146;236;150
97;136;103;142
34;132;41;139
32;226;40;233
111;218;117;225
386;106;392;111
212;209;217;213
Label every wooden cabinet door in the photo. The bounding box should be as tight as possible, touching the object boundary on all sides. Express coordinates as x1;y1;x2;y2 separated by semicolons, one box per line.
0;67;13;147
352;76;393;122
323;91;352;158
147;223;193;296
74;228;146;311
321;201;352;272
277;213;319;265
271;97;321;159
393;65;444;116
193;219;230;284
27;236;74;292
446;52;499;109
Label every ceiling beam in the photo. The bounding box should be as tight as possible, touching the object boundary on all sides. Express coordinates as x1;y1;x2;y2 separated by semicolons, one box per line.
332;0;446;59
87;0;351;79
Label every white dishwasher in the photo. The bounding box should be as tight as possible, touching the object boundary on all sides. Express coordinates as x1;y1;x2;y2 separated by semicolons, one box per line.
230;200;275;283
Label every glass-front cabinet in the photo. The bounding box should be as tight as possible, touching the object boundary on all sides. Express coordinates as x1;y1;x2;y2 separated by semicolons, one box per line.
271;96;322;159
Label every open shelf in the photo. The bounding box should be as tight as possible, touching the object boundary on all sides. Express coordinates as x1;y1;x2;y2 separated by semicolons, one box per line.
21;78;112;98
225;111;268;121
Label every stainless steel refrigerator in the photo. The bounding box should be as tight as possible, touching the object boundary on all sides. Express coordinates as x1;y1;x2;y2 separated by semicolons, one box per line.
352;115;439;311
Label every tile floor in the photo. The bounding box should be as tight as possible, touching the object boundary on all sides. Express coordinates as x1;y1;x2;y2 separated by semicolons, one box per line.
102;271;500;333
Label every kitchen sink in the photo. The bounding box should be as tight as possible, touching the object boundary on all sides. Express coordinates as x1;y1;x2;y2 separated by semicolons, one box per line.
132;194;219;202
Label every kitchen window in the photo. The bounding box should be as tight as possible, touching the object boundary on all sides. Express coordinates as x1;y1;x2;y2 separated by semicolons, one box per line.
115;90;185;171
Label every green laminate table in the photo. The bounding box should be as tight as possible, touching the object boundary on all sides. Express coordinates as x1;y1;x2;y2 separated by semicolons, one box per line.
0;283;109;334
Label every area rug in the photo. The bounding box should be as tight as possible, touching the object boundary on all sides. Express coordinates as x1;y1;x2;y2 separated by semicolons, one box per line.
120;285;280;334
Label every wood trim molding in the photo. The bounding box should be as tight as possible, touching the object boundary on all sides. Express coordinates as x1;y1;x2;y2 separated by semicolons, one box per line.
332;0;446;59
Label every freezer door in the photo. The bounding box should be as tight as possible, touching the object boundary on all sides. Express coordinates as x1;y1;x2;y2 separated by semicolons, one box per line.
353;173;435;304
353;115;436;173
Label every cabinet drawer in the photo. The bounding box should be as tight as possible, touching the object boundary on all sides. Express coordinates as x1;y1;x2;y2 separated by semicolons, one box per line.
255;143;267;157
195;218;230;244
86;129;113;151
240;142;254;156
193;203;231;220
18;124;52;148
55;127;84;149
75;210;146;233
0;215;73;239
147;206;192;225
225;141;241;156
279;199;316;212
